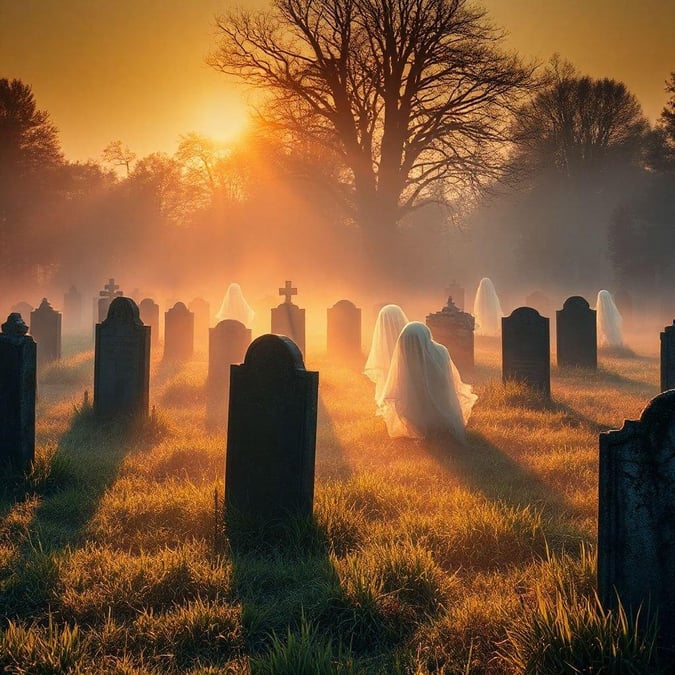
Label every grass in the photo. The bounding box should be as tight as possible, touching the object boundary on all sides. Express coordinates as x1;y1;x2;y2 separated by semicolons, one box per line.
0;334;666;673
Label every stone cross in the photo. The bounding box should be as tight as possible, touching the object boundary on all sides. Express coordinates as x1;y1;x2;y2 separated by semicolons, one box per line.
100;278;123;301
279;280;297;304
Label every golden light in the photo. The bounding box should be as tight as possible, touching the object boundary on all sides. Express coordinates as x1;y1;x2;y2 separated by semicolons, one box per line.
189;93;250;145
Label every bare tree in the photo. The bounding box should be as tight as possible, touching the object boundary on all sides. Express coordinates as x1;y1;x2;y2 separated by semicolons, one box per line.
102;140;137;177
210;0;533;266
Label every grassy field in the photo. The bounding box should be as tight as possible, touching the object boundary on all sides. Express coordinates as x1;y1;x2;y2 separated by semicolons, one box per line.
0;332;667;673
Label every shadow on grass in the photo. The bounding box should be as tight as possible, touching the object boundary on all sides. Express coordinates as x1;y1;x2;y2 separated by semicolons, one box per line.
316;395;353;481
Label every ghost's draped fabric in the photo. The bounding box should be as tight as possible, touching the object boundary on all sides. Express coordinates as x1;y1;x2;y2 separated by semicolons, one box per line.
377;322;477;440
215;283;255;327
364;304;409;402
596;290;623;348
473;277;503;337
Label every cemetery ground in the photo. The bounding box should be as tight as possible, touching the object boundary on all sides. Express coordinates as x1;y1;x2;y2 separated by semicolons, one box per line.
0;332;666;673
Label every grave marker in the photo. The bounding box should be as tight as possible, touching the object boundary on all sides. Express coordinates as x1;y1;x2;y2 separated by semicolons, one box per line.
139;298;160;347
97;278;123;323
164;302;194;361
426;296;475;377
271;280;306;356
327;299;362;363
30;298;62;368
445;280;465;311
556;296;597;369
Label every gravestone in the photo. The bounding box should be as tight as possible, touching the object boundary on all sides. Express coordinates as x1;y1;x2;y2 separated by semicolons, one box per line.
11;302;33;329
661;321;675;392
226;334;318;523
164;302;194;361
271;280;306;357
97;278;124;323
445;280;465;311
30;298;62;368
0;314;36;470
598;390;675;652
207;319;251;424
189;297;210;348
327;299;362;363
94;297;150;419
63;285;83;333
556;296;597;369
139;298;160;347
426;296;475;376
502;307;550;399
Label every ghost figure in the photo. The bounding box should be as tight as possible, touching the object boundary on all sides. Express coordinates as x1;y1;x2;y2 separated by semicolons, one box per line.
473;277;503;337
596;290;624;348
364;304;409;403
215;283;255;327
377;321;477;440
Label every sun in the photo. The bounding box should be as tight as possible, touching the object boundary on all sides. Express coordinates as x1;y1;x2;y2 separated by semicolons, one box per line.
191;94;250;145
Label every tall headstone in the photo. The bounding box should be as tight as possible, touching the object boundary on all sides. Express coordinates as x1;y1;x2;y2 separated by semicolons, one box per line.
598;390;675;652
556;296;597;369
226;335;318;523
30;298;62;368
445;280;465;311
327;299;362;363
97;278;123;324
189;297;211;348
139;298;160;347
10;302;33;329
271;280;306;357
661;321;675;392
0;313;36;470
207;319;251;425
94;297;150;419
426;296;475;377
502;307;550;399
63;285;83;333
164;302;194;361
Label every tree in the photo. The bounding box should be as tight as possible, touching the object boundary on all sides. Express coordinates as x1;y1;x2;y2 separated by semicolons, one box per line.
513;58;648;177
210;0;532;270
102;140;137;177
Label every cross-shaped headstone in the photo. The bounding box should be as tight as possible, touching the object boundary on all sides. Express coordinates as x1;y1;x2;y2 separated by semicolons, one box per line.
100;278;123;300
279;280;297;304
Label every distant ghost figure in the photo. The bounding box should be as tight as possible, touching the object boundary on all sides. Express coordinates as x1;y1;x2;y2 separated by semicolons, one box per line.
377;322;477;440
596;290;624;348
364;304;409;402
216;283;255;327
473;277;503;336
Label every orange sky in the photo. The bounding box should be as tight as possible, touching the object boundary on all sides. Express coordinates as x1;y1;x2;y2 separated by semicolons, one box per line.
1;0;673;163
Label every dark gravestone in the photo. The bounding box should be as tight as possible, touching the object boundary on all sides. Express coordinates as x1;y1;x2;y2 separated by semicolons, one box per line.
502;307;550;399
445;280;465;311
661;321;675;392
0;314;36;470
11;302;33;329
63;285;83;333
327;299;362;363
556;296;597;369
226;335;318;523
97;278;123;323
30;298;62;368
94;297;150;419
164;302;194;361
139;298;160;347
598;390;675;653
426;296;475;377
271;280;306;357
207;319;251;425
189;297;210;348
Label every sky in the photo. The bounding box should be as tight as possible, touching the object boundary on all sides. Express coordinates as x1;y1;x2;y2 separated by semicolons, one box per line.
1;0;673;164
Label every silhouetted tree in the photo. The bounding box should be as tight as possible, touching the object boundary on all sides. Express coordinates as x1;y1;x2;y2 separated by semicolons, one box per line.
210;0;533;274
102;140;137;177
513;58;648;178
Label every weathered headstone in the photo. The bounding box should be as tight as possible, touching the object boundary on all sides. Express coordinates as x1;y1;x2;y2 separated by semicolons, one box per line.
445;280;465;311
94;297;150;419
271;280;306;357
0;314;36;470
207;319;251;424
164;302;194;361
327;299;362;363
30;298;62;368
661;321;675;392
139;298;160;347
225;335;318;522
556;296;597;369
502;307;550;398
189;297;211;348
63;285;84;333
10;302;33;329
598;390;675;652
426;296;475;376
97;278;124;323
